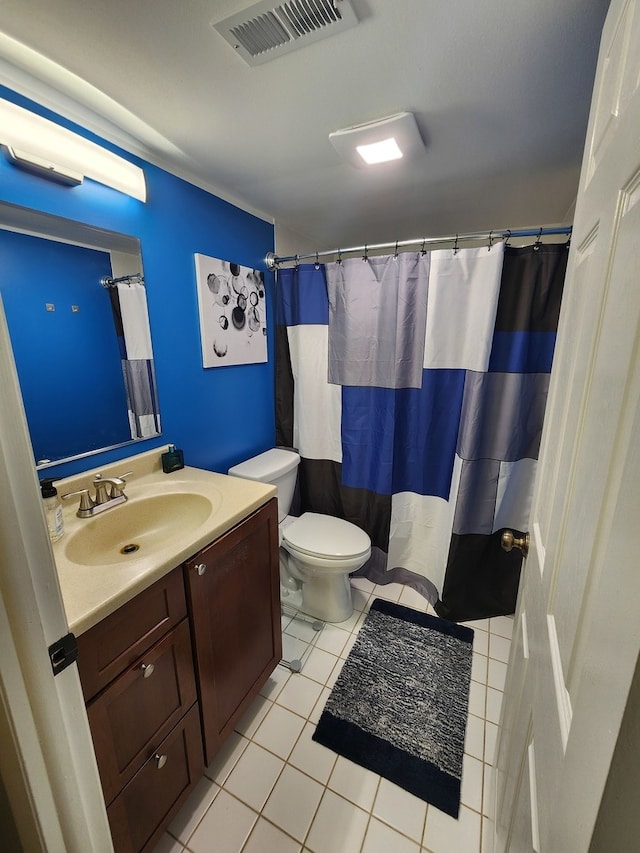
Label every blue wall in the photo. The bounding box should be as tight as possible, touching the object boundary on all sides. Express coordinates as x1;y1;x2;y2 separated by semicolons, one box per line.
0;230;132;461
0;86;276;478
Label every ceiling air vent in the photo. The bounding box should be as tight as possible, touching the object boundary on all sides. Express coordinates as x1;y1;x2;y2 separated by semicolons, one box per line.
213;0;358;66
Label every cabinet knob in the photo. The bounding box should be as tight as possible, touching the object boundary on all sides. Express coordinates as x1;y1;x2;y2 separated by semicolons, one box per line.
154;753;167;769
140;663;155;678
194;563;206;576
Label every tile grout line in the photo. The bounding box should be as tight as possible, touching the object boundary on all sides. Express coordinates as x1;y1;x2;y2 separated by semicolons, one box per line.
167;589;511;853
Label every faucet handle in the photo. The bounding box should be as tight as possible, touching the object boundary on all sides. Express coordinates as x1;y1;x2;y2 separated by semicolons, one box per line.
61;488;95;517
97;471;133;498
108;475;127;498
110;471;133;497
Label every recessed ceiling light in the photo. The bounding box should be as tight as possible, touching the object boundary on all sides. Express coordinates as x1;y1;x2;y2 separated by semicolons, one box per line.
356;137;403;165
329;111;424;169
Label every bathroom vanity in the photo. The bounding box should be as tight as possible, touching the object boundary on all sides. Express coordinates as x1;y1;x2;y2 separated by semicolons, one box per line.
53;448;281;853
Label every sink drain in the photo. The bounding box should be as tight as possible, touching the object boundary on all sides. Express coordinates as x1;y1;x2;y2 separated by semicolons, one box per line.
120;543;140;555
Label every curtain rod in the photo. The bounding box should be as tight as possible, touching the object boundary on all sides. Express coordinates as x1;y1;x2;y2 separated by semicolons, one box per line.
265;226;572;270
100;273;145;289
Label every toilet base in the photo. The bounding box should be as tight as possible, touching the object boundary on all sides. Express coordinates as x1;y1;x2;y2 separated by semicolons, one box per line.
280;548;355;624
282;573;353;623
280;591;353;624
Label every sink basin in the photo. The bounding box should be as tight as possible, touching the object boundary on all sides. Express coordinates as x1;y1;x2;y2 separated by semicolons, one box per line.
64;492;216;566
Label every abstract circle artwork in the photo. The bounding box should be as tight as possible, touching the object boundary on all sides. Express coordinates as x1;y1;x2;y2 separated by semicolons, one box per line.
195;253;267;367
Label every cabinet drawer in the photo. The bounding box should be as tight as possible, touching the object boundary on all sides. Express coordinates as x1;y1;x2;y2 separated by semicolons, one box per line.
87;618;197;805
77;567;187;701
106;704;204;853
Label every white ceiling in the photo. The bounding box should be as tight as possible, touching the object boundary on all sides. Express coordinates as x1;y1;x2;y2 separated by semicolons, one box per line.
0;1;609;252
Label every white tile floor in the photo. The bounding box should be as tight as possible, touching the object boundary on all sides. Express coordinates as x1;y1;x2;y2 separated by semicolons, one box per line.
152;578;513;853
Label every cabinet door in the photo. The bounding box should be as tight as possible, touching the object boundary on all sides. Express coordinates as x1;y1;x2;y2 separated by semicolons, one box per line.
185;499;281;764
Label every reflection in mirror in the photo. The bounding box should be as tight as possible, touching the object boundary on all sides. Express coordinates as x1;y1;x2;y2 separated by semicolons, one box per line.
0;202;161;468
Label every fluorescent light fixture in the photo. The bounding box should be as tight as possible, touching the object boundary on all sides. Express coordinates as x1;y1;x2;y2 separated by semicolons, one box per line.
356;137;403;165
329;111;424;169
1;144;84;186
0;98;146;201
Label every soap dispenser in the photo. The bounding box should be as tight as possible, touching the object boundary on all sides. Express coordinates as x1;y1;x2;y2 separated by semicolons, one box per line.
162;444;184;473
41;478;64;543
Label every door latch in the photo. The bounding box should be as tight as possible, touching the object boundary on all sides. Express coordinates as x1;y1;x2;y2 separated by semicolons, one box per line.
48;632;78;676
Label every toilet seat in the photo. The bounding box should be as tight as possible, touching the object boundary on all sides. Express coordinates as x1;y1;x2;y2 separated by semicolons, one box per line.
282;512;371;562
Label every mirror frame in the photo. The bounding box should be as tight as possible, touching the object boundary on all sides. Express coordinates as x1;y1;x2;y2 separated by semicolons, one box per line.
0;200;162;469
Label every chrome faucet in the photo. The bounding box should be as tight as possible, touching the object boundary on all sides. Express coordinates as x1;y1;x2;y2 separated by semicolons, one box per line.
62;471;132;518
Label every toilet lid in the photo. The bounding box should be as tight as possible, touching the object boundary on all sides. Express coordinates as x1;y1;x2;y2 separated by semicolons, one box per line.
283;512;371;560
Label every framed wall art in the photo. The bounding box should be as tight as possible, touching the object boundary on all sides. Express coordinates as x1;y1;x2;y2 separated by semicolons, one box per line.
194;253;267;367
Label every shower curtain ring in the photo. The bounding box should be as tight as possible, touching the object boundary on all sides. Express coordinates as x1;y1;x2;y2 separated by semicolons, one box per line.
337;249;342;265
421;239;427;257
294;254;299;269
314;251;320;270
534;228;542;251
488;230;493;252
453;234;459;255
394;241;399;260
504;229;512;247
363;245;368;262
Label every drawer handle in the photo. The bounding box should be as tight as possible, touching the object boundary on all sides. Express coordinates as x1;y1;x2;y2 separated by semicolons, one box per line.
155;753;168;769
140;663;155;678
193;563;206;576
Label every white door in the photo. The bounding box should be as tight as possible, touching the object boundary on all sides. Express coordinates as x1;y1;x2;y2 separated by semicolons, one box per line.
495;0;640;850
0;297;113;850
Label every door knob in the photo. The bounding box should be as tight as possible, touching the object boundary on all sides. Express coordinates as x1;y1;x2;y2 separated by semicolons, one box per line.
501;530;530;558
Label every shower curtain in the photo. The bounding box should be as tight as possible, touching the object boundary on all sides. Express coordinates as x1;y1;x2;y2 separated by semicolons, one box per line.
276;242;567;621
108;281;161;439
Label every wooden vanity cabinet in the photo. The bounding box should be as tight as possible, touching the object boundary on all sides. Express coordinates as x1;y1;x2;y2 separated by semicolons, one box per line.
77;568;203;853
184;498;282;764
76;497;281;850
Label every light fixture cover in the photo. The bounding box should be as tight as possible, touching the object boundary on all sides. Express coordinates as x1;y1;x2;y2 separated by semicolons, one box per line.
1;144;84;186
329;111;424;168
0;98;146;201
356;138;403;165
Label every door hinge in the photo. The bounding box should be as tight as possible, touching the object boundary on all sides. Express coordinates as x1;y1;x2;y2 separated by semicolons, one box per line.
48;632;78;676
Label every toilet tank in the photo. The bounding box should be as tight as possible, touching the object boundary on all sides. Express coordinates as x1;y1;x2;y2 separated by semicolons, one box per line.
228;449;300;522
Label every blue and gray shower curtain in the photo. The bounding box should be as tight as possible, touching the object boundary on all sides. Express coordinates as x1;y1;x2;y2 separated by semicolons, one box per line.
275;243;567;621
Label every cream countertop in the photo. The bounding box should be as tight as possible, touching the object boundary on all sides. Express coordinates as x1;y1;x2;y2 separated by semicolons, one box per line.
50;445;275;636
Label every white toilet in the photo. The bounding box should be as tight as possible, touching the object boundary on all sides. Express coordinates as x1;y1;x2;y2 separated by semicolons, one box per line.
228;449;371;623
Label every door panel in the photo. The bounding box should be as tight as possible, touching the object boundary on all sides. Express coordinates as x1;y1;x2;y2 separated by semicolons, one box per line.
555;178;640;679
535;231;599;557
495;611;530;836
507;728;537;853
495;1;640;849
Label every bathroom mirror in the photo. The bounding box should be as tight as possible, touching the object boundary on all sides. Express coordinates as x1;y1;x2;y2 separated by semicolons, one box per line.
0;201;161;469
